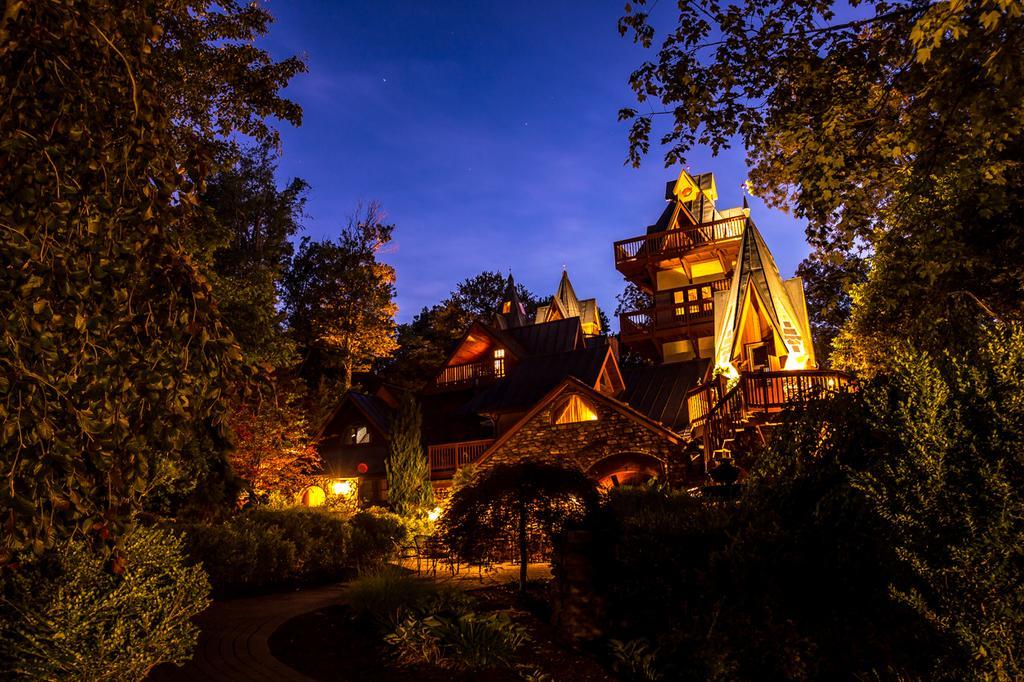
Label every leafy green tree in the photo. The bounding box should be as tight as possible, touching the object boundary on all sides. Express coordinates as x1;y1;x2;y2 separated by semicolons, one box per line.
385;393;433;516
0;0;249;560
283;202;398;404
201;145;309;367
381;271;540;389
794;246;868;365
441;461;599;591
619;0;1024;360
154;0;306;172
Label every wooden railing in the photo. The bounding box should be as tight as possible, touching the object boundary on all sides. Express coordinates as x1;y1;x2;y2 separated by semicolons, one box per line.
435;360;499;387
689;369;855;459
428;439;494;473
619;279;730;340
614;215;746;265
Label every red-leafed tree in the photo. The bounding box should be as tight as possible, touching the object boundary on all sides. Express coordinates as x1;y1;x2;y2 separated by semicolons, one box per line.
226;377;320;500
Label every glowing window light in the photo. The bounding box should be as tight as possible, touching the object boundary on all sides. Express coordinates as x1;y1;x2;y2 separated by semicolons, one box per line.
555;395;598;424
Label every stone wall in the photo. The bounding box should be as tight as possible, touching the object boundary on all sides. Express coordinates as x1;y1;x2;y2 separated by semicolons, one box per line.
480;391;686;479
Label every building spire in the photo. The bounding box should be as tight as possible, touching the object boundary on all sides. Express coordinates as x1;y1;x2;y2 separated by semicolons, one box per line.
496;272;529;329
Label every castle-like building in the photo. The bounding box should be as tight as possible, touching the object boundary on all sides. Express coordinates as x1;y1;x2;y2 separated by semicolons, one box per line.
315;170;852;503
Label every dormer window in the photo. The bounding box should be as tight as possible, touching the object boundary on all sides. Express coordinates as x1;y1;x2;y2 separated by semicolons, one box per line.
346;425;371;445
493;348;506;378
553;395;598;425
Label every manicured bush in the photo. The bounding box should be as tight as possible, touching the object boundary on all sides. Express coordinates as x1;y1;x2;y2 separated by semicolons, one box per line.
0;525;209;681
178;507;402;596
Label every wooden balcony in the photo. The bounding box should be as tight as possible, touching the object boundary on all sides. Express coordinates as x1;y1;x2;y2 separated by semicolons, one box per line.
619;279;730;344
435;359;502;388
687;369;855;465
614;215;746;277
428;439;494;475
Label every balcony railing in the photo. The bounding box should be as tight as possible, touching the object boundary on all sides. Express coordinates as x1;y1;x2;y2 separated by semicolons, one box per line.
435;360;501;387
687;369;855;461
614;215;746;267
428;439;494;474
619;279;730;341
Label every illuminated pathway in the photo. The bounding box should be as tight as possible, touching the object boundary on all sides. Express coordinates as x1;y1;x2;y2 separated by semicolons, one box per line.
148;563;552;681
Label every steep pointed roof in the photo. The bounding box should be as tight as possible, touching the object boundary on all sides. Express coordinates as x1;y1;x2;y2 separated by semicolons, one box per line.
553;270;582;319
494;273;529;329
712;221;815;372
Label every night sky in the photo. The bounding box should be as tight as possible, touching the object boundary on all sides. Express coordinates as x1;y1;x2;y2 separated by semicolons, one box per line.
262;1;811;329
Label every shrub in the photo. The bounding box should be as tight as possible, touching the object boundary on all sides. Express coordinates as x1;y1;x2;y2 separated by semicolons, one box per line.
347;568;471;630
178;507;402;596
0;525;209;681
610;639;663;681
385;611;529;671
349;507;406;571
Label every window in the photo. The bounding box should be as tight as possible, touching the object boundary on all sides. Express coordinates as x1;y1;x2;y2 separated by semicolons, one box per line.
347;425;370;445
554;395;599;424
493;348;506;378
745;342;770;372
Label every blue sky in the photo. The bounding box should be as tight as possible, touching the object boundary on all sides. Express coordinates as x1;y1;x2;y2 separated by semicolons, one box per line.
262;1;811;328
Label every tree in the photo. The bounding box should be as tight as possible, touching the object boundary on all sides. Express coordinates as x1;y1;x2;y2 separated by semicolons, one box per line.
619;0;1024;359
283;202;398;402
0;1;247;560
381;272;540;389
154;1;306;173
614;282;656;368
200;145;309;367
440;461;599;591
226;375;320;501
385;393;433;516
794;247;868;366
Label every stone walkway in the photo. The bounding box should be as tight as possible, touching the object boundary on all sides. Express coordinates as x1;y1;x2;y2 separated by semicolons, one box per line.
148;562;551;682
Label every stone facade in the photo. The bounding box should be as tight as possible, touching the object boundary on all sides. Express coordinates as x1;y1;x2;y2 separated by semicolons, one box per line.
478;386;687;481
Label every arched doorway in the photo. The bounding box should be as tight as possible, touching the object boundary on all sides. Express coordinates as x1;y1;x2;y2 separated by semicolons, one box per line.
586;452;665;489
300;485;326;507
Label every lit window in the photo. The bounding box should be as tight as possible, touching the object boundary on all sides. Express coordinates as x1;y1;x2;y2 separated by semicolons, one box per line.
493;348;506;377
501;301;511;314
554;395;598;424
347;425;370;445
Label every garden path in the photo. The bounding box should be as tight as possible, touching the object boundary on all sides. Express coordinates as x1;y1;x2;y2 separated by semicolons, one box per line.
147;562;552;682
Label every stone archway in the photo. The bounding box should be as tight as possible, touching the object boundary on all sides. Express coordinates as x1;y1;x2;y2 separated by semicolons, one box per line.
300;485;326;507
586;452;666;489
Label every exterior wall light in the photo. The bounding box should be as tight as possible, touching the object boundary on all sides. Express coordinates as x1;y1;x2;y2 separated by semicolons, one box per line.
427;507;441;522
331;479;355;497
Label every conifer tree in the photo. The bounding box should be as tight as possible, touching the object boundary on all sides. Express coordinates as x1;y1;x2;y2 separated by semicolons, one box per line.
385;393;433;516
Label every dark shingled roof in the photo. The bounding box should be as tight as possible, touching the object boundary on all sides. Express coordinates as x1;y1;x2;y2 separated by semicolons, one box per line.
622;360;708;431
500;317;583;356
348;392;393;435
466;345;610;414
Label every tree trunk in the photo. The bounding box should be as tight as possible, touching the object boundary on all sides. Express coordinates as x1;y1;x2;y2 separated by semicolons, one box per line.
518;500;528;593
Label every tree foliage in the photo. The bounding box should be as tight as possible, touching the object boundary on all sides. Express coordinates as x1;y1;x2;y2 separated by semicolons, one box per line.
385;393;433;516
440;461;599;591
619;0;1024;358
199;144;309;367
283;202;398;401
226;375;319;501
0;0;253;560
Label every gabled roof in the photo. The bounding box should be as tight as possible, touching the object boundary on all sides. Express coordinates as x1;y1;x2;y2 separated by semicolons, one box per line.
712;221;815;371
318;390;394;440
466;344;613;414
622;360;708;430
476;376;683;466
